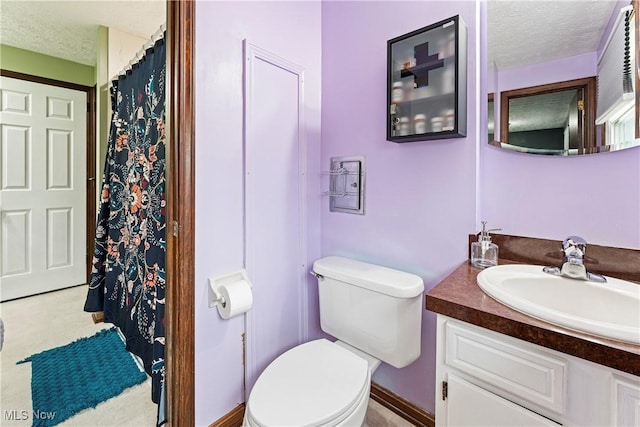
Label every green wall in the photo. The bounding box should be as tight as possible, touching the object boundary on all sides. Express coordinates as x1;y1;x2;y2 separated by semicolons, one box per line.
0;44;95;87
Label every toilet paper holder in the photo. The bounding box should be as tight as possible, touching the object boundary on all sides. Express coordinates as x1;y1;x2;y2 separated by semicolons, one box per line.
208;269;252;309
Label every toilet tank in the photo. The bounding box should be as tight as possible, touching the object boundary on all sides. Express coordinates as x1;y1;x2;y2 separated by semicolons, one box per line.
312;256;424;368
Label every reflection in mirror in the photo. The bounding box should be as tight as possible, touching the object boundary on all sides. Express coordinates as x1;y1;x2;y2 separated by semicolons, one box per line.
487;0;639;156
500;77;596;155
488;93;494;142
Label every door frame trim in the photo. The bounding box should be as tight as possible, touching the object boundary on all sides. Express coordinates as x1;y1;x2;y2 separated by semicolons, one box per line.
166;0;196;423
0;69;97;286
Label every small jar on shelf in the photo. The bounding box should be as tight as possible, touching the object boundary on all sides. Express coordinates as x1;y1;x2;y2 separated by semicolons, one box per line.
391;81;404;104
443;109;455;131
414;114;427;134
402;57;416;70
431;116;444;132
398;116;410;136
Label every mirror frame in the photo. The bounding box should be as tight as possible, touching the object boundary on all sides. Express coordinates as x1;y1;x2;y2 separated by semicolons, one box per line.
499;77;597;153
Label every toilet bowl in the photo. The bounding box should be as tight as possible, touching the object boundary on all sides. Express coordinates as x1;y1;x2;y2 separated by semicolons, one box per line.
243;339;376;427
243;257;424;427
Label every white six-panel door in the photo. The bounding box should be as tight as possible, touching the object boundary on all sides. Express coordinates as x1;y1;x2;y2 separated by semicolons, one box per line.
0;77;86;301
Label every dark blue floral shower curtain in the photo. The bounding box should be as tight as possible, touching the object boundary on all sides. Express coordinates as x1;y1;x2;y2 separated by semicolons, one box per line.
84;36;166;405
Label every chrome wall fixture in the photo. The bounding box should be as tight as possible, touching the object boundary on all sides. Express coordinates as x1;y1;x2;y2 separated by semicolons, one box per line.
323;156;366;215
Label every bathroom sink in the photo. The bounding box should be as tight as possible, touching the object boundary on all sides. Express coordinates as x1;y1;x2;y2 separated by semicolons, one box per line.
477;264;640;345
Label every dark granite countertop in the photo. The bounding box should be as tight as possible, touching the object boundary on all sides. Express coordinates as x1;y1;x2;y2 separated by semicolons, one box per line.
426;260;640;376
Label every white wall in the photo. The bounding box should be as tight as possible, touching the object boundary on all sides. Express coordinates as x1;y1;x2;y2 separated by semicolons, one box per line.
95;27;148;194
106;28;147;80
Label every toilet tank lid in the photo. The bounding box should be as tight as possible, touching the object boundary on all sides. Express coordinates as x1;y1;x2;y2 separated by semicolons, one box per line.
313;256;424;298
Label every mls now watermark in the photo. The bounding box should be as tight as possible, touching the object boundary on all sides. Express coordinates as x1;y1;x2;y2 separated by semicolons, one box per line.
4;409;56;421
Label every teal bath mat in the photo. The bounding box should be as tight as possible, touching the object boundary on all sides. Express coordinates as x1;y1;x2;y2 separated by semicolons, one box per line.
18;328;148;426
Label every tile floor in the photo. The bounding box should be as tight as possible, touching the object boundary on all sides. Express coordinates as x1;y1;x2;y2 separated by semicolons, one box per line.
365;399;417;426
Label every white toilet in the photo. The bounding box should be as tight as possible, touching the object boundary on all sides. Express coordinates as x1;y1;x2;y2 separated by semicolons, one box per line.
244;256;424;427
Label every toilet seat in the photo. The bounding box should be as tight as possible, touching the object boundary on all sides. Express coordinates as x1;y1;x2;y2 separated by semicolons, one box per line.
246;339;370;427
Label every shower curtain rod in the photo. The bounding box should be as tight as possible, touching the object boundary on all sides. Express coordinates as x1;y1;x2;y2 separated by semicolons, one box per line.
110;23;167;82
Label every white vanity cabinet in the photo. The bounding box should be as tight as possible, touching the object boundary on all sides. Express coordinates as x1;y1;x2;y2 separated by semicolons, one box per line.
435;315;640;426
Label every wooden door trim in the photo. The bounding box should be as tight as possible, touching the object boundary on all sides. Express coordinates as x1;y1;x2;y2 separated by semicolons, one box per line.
371;382;435;427
86;88;96;282
166;0;196;424
0;69;97;286
499;76;596;150
0;69;94;93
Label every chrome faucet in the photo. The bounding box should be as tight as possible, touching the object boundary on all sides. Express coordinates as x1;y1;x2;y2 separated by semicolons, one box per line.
543;236;606;282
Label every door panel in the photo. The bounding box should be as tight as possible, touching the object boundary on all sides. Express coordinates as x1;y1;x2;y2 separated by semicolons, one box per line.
47;208;72;268
2;125;30;189
447;374;560;427
47;96;73;119
0;76;86;301
1;209;30;275
47;130;72;189
243;41;307;394
1;88;31;115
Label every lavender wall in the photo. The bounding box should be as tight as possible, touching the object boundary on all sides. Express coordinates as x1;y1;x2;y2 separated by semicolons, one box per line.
194;2;322;424
480;140;640;249
320;1;478;413
192;1;640;423
489;52;596;93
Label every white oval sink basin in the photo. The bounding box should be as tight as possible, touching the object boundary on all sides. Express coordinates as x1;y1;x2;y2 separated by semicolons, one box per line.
477;264;640;345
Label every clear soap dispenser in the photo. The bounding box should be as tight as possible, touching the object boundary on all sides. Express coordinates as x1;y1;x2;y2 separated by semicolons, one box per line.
471;221;500;268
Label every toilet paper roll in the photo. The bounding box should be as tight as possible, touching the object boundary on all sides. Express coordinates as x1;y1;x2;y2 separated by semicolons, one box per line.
217;280;253;319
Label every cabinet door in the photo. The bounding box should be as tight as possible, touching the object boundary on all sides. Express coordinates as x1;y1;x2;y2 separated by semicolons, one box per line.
613;374;640;426
447;374;560;427
444;319;566;413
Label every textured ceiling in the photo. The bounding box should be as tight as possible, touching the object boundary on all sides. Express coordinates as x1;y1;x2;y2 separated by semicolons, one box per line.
1;1;617;70
0;0;166;66
488;0;617;71
1;0;620;135
508;90;578;132
488;91;577;133
488;0;619;136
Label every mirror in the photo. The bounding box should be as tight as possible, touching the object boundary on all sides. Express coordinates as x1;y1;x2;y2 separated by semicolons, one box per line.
487;0;640;155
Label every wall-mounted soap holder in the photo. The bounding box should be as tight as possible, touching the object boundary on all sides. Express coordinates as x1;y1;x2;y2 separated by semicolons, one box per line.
322;156;365;215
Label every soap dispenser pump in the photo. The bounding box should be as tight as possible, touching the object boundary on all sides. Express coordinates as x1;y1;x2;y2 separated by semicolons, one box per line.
471;221;500;268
